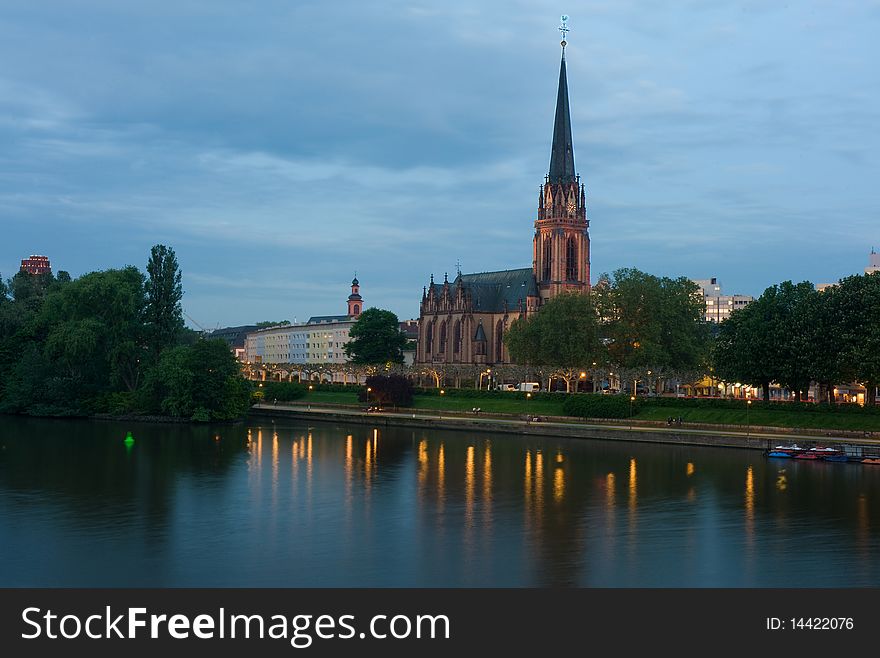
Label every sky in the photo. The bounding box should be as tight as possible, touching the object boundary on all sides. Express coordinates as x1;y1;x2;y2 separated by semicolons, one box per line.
1;0;878;328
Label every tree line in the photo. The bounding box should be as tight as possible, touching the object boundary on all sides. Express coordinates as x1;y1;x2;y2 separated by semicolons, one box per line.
0;245;251;420
714;274;880;405
505;268;710;392
503;267;880;404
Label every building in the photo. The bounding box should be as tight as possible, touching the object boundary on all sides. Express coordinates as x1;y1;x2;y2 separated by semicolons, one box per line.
400;319;420;366
244;278;364;370
20;255;51;275
417;38;590;366
867;249;880;275
692;278;754;323
208;324;260;361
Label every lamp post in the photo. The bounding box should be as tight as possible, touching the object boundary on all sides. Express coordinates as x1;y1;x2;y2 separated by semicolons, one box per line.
366;386;372;409
526;392;532;423
747;399;752;439
439;389;445;419
630;395;635;429
579;371;586;393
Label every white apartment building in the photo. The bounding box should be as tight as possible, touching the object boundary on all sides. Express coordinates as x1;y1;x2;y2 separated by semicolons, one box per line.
692;277;754;323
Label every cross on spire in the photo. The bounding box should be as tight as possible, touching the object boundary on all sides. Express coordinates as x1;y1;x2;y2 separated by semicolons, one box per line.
558;14;569;48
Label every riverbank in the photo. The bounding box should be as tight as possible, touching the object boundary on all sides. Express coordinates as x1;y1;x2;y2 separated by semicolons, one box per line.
251;402;880;452
281;389;880;433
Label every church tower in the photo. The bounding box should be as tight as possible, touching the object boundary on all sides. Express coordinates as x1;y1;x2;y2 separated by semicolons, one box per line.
347;276;363;317
533;31;590;300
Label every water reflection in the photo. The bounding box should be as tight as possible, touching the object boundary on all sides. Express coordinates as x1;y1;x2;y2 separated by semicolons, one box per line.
1;416;880;587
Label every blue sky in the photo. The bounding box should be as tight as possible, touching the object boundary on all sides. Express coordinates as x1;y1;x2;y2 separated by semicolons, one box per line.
1;0;878;327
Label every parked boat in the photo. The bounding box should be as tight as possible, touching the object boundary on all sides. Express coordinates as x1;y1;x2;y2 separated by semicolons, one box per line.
767;451;794;459
861;458;880;465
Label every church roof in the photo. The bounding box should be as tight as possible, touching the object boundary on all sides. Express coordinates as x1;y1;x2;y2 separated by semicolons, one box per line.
307;315;352;324
548;51;576;184
430;267;537;313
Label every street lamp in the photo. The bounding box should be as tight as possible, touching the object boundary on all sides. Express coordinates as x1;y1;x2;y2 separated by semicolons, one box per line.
747;399;752;439
630;395;635;429
526;392;532;423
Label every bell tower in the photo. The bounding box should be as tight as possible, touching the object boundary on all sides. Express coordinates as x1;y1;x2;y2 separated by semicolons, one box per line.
533;21;590;301
347;275;363;317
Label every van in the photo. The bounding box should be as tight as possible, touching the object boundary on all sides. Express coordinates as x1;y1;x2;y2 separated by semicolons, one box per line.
495;383;517;392
518;382;540;392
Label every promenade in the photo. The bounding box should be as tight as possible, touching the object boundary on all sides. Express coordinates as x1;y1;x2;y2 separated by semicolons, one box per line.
251;403;880;452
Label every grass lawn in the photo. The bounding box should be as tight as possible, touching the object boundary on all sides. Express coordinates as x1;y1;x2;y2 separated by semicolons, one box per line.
409;395;565;416
297;390;565;416
286;391;880;432
635;406;880;432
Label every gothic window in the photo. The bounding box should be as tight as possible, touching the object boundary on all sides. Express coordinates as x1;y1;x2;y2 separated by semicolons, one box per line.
439;321;447;353
565;236;578;281
453;320;461;353
495;320;504;362
542;235;552;281
425;320;433;355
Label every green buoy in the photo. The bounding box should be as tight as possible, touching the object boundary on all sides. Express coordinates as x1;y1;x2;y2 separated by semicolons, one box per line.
124;431;135;446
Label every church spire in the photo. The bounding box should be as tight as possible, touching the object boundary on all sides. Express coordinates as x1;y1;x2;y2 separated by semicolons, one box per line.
548;22;576;184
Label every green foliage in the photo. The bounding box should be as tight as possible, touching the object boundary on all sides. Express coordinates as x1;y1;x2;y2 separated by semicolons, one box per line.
594;268;709;371
506;292;602;366
360;374;414;407
343;308;408;364
832;273;880;405
563;394;638;419
256;320;290;327
713;274;880;404
0;246;249;421
141;339;252;421
261;381;307;401
144;244;183;357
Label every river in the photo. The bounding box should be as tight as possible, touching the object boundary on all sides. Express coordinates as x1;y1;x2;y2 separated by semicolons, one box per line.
1;415;878;587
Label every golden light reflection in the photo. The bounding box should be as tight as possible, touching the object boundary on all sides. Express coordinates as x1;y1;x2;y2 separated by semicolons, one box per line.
776;470;787;492
606;473;616;509
686;462;695;477
628;458;637;510
272;431;279;494
524;450;532;526
534;450;544;517
553;465;565;503
373;428;378;459
345;434;353;492
483;442;492;503
365;438;372;488
745;465;755;544
418;439;428;488
437;443;446;513
465;446;475;528
257;429;263;467
307;433;313;481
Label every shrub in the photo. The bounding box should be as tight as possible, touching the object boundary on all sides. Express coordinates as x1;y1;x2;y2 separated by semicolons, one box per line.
563;394;639;419
359;374;414;407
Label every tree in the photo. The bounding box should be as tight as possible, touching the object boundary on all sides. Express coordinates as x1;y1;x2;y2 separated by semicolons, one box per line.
713;281;817;401
141;339;252;421
593;268;709;374
360;374;414;408
145;244;183;357
505;292;604;392
343;308;407;365
832;272;880;406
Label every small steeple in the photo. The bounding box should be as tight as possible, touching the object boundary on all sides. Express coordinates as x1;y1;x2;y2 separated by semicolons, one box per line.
347;275;363;318
548;17;576;185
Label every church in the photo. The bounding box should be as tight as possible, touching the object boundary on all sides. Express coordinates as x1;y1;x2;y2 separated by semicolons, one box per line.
417;38;591;367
